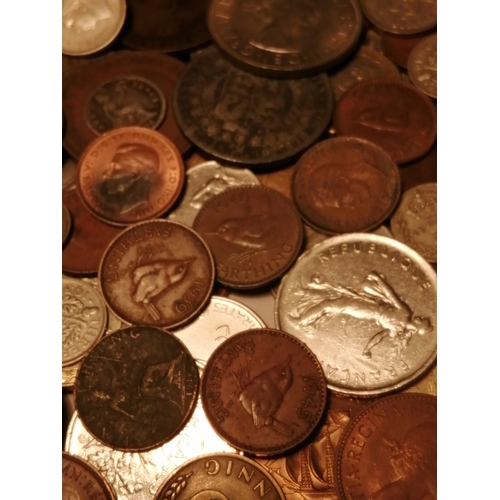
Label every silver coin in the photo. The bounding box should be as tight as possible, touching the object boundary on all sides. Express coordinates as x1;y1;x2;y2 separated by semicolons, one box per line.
275;233;436;396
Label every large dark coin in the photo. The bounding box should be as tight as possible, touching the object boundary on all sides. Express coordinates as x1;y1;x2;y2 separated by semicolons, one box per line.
201;328;327;456
75;325;199;452
63;50;190;160
120;0;211;52
208;0;363;78
173;46;333;168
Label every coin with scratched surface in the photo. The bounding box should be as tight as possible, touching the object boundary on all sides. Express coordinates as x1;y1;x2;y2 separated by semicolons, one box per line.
63;452;116;500
99;220;214;329
75;325;199;452
208;0;362;78
193;185;303;289
153;453;286;500
408;34;437;99
276;234;436;396
173;46;333;167
77;127;184;226
336;394;436;500
201;328;327;456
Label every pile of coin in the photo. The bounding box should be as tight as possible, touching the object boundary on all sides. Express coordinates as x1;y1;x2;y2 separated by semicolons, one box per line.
62;1;437;498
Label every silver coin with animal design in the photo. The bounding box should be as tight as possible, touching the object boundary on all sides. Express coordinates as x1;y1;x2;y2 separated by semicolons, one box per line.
201;328;327;456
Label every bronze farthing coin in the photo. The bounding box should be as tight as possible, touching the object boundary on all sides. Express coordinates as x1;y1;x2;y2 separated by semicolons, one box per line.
334;79;437;164
99;220;215;329
336;394;436;500
63;452;116;500
193;185;303;289
62;0;126;56
173;46;333;167
62;187;123;276
77;127;184;226
292;138;401;234
63;204;72;246
208;0;363;78
63;51;190;160
75;325;199;452
408;34;437;99
391;183;437;263
360;0;437;35
153;453;285;500
121;0;211;52
201;328;327;456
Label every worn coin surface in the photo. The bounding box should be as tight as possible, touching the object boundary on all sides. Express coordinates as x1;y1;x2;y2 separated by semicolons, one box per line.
292;138;401;234
62;277;107;367
276;234;437;396
77;127;184;226
173;46;333;167
391;183;437;263
168;161;260;227
63;204;72;246
336;394;437;500
65;399;235;500
399;141;437;193
62;0;126;56
193;185;303;289
208;0;363;77
63;451;116;500
408;34;437;99
153;453;286;500
75;325;199;452
99;220;214;329
201;328;327;456
381;29;436;69
334;79;437;164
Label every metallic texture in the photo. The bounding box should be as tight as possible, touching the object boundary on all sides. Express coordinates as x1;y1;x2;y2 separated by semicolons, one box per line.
408;34;437;99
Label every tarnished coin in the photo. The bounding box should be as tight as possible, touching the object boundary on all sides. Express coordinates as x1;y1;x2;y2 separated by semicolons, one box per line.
153;453;286;500
276;234;437;396
336;394;437;500
360;0;437;35
399;141;437;193
62;187;123;276
381;29;436;69
256;164;294;201
77;127;184;226
121;0;211;52
334;79;437;164
173;296;266;371
292;138;401;234
62;276;107;367
391;183;437;263
208;0;363;77
63;51;190;160
65;399;235;500
75;325;199;452
193;185;303;289
201;328;327;456
173;46;333;167
62;0;126;56
408;34;437;99
99;220;214;329
63;204;72;246
168;161;260;227
63;452;116;500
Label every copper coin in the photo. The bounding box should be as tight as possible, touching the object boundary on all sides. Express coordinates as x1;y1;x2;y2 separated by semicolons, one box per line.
62;188;123;276
173;46;333;167
63;50;190;160
360;0;437;35
77;126;184;226
399;140;437;191
153;453;286;500
408;34;437;99
381;28;436;69
75;325;199;452
63;452;116;500
193;185;303;289
333;79;437;164
336;394;436;500
121;0;211;52
292;138;401;234
99;220;215;329
208;0;363;78
201;328;327;456
63;203;72;246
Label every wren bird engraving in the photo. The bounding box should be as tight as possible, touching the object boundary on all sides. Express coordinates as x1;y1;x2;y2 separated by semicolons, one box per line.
232;356;294;437
132;258;195;320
